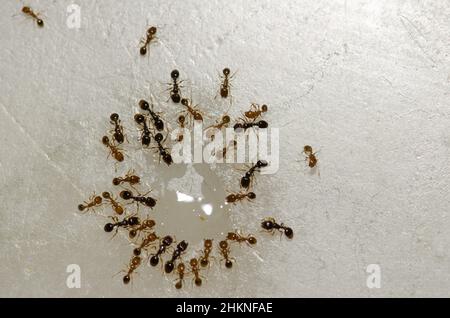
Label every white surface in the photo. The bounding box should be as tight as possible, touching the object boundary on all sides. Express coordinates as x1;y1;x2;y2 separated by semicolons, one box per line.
0;0;449;297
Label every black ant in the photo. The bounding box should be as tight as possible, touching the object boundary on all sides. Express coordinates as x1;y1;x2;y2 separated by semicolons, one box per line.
199;239;213;267
219;240;234;269
168;70;182;103
109;113;125;144
227;231;257;246
139;26;157;56
78;194;102;213
104;215;140;234
113;170;140;186
189;258;203;286
261;217;294;239
164;240;188;273
304;145;318;168
244;104;268;120
240;160;268;189
102;191;124;215
139;99;164;131
174;263;186;289
154;133;173;166
102;136;124;162
216;68;235;102
120;189;157;209
133;232;159;256
122;255;141;284
226;191;256;204
234;119;268;131
149;235;174;266
134;114;152;147
128;218;156;239
22;6;44;27
180;98;204;124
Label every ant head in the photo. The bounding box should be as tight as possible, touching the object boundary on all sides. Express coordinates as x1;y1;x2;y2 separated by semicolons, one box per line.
148;26;157;35
204;239;213;248
102;136;109;145
78;204;85;211
223;68;230;76
219;240;228;249
171;69;179;79
178;115;185;124
134;114;145;124
178;240;188;251
142;135;151;146
200;258;209;267
110;113;119;121
261;104;268;112
139;99;150;110
112;178;120;186
140;46;147;55
247;192;256;199
102;192;111;199
248;236;257;245
154;133;164;143
120;190;132;200
256;160;268;168
225;260;233;268
94;196;102;204
189;258;198;267
123;275;131;284
227;232;238;240
180;98;189;106
22;6;31;13
257;120;268;128
261;219;274;230
222;115;231;123
304;145;313;153
37;19;44;27
163;235;173;246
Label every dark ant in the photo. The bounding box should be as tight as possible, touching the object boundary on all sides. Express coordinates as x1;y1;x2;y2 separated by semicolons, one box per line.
174;263;186;289
133;232;159;256
109;113;125;144
22;6;44;27
139;26;157;56
227;231;257;245
180;98;204;123
120;189;157;209
226;191;256;204
176;115;186;142
104;215;140;234
219;240;234;269
199;239;213;267
219;68;232;98
244;104;268;120
134;113;151;147
112;170;140;186
78;194;102;213
240;160;268;189
122;255;141;284
189;258;202;286
139;99;164;131
102;136;124;162
129;218;156;240
154;133;173;166
168;70;182;103
149;235;174;266
261;217;294;239
164;240;188;273
304;145;318;168
102;191;124;215
233;119;268;131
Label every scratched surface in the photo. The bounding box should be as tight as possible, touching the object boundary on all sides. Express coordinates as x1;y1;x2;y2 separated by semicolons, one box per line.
0;0;449;297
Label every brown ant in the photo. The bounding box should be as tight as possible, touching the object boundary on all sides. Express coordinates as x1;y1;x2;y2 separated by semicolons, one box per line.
244;104;268;120
206;115;230;140
133;232;159;256
122;255;141;284
174;263;186;289
176;115;186;142
226;191;256;204
120;189;157;209
303;145;318;168
199;239;213;267
102;136;124;162
109;113;125;144
22;6;44;27
180;98;204;123
261;217;294;239
216;68;235;102
139;26;157;56
104;215;140;236
227;231;257;246
128;218;156;240
164;240;188;273
240;160;268;189
219;240;234;269
168;70;183;103
134;113;152;147
112;170;140;187
189;258;203;286
101;191;124;215
154;133;173;166
139;99;164;131
78;194;102;213
149;235;174;266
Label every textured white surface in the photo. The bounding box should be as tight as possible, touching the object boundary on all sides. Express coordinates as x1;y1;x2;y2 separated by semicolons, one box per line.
0;0;449;297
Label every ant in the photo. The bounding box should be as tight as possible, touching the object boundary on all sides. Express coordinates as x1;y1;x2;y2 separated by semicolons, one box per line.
244;104;268;120
22;6;44;27
104;215;140;235
102;191;124;215
261;217;294;239
154;133;173;166
189;258;203;286
149;235;174;266
109;113;125;144
134;113;152;147
199;239;213;267
174;263;186;289
120;189;157;209
133;232;159;256
113;170;140;187
128;218;156;239
176;115;186;142
240;160;268;189
122;255;141;284
139;99;164;131
78;194;102;213
226;191;256;204
227;231;257;245
219;240;234;269
168;70;183;103
303;145;318;168
216;68;235;102
164;240;188;273
139;26;157;56
180;98;204;123
233;119;268;131
206;115;230;140
102;136;124;162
